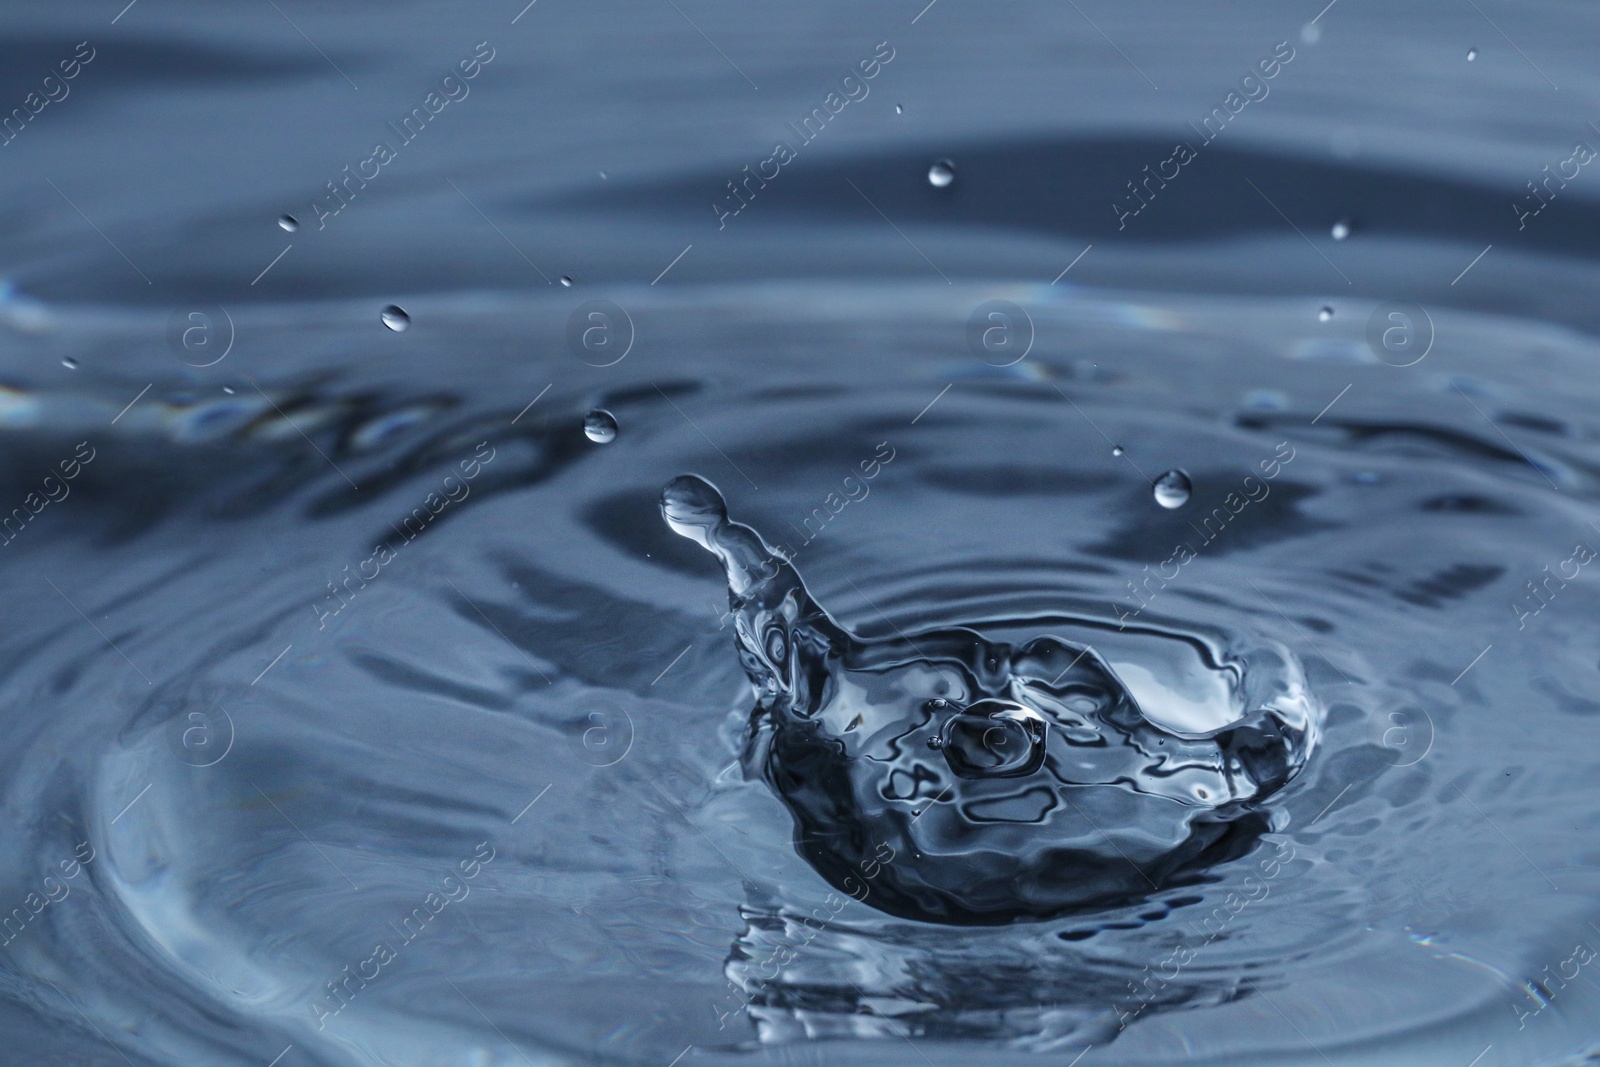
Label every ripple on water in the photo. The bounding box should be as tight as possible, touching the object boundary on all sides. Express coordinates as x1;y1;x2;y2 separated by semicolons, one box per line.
5;285;1600;1065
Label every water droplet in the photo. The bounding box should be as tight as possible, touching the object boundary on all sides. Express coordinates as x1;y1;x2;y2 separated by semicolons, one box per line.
380;305;410;332
1467;48;1477;61
560;276;573;287
278;214;299;233
583;409;618;443
598;170;608;180
1111;445;1125;457
61;357;78;369
927;159;955;188
895;104;903;115
1331;219;1351;241
1153;469;1192;509
1319;306;1333;322
222;386;236;394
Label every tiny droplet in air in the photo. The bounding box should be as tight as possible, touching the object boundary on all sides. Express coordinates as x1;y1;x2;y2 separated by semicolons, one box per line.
222;386;236;394
1467;48;1477;61
1330;219;1351;241
599;170;608;180
895;104;903;115
278;215;300;233
1111;446;1125;457
560;276;573;287
61;357;78;369
928;160;955;188
1153;470;1192;509
380;305;410;332
584;409;618;443
1318;306;1333;322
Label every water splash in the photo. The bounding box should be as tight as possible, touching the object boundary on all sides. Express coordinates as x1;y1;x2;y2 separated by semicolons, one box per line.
661;474;1320;925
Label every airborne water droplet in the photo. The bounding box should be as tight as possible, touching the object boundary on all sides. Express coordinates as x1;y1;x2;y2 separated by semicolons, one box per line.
278;214;299;233
895;104;903;115
380;305;410;332
61;357;78;369
1153;470;1192;509
1467;48;1478;61
928;160;955;188
1111;446;1124;457
583;409;618;443
1331;219;1351;241
222;386;235;394
1319;306;1333;322
560;276;573;287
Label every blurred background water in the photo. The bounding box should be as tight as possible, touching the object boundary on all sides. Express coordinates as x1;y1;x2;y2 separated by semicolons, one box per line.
4;1;1600;1064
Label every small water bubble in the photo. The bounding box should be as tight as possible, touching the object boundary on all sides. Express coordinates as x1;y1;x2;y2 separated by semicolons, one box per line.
895;104;903;115
61;357;78;369
1319;306;1334;322
1331;219;1351;241
560;276;573;287
380;305;410;332
927;159;955;188
1111;446;1124;457
1153;470;1192;509
583;409;618;443
1467;48;1478;61
278;214;299;233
